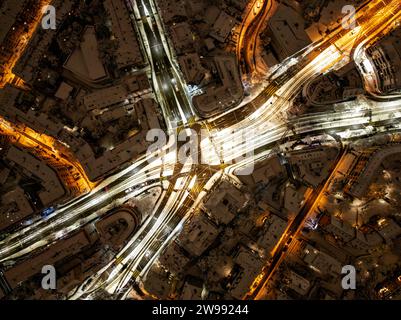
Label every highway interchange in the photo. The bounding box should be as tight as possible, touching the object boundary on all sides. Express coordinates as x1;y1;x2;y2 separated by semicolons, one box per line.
1;0;401;299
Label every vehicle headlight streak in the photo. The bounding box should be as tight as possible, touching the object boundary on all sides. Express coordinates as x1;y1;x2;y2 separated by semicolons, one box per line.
1;0;401;300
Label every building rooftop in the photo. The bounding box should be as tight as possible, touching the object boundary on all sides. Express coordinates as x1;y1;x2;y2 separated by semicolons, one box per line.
178;53;206;85
229;246;264;299
0;187;33;231
180;280;203;300
159;243;191;276
285;270;311;296
302;244;342;277
349;145;401;198
325;215;355;243
170;22;196;55
268;1;311;61
209;10;236;43
257;213;288;257
0;1;24;44
83;73;150;110
6;146;65;206
283;184;310;214
178;213;219;257
55;82;74;101
4;230;91;289
204;181;247;225
64;26;107;82
193;54;243;117
104;0;144;69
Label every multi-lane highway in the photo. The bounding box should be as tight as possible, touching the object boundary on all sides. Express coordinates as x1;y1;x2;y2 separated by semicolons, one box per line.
0;0;401;299
132;0;196;128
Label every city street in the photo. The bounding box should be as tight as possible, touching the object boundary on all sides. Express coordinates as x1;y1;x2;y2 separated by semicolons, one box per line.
1;0;401;299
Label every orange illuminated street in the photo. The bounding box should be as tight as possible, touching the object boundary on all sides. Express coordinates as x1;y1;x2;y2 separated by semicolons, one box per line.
248;147;349;300
0;115;94;194
1;0;401;303
237;0;276;75
0;0;52;89
0;0;94;198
